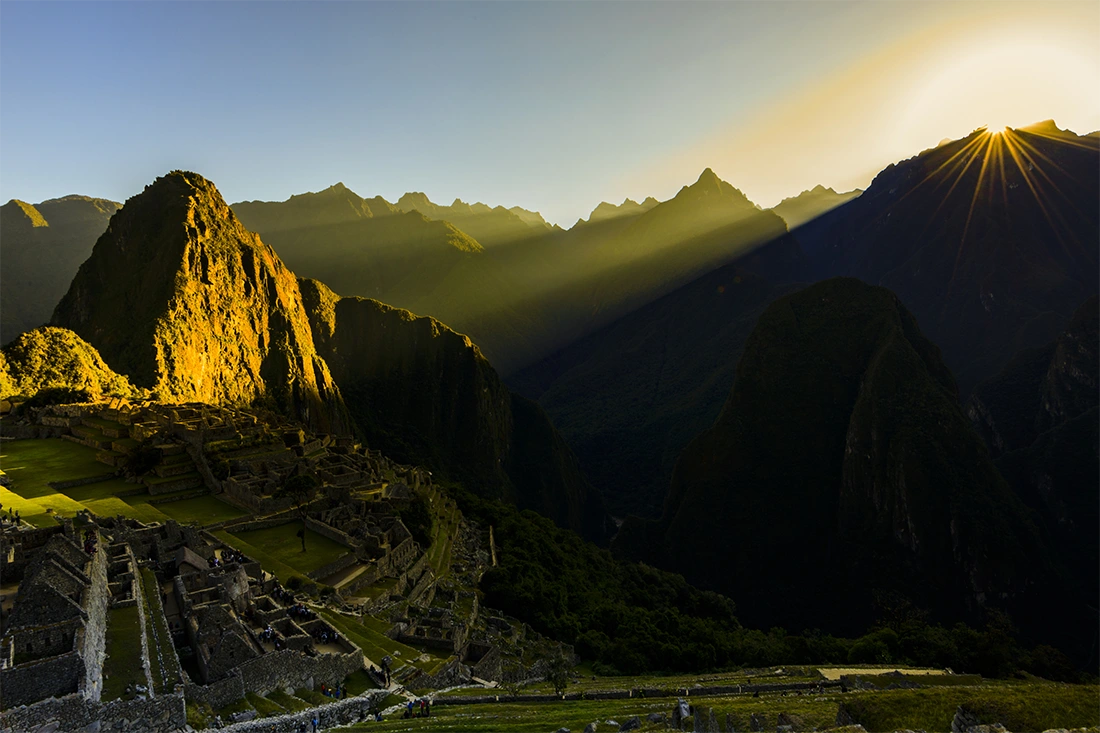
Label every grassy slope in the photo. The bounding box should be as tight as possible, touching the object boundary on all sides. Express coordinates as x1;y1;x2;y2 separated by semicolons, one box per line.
230;524;349;575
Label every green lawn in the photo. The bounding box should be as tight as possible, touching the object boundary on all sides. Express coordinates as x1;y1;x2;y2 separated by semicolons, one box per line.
155;494;246;525
230;523;350;576
211;530;309;585
0;439;110;497
0;484;86;527
101;605;147;701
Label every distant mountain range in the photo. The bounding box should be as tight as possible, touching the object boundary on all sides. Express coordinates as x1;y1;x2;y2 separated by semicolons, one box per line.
0;195;119;343
768;184;862;228
226;167;797;374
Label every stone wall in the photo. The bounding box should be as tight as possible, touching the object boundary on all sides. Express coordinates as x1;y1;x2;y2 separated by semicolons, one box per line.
216;690;389;733
236;646;363;696
304;517;355;548
0;689;187;733
185;676;245;711
0;652;85;709
80;530;110;701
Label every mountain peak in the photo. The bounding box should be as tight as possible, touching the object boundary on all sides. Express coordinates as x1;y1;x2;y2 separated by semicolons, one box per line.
3;199;49;227
696;167;721;187
52;170;348;432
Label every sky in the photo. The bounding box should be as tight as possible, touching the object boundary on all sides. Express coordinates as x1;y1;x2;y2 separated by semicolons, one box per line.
1;1;1098;226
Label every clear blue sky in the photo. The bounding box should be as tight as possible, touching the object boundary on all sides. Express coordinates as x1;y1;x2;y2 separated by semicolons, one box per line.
2;1;1097;225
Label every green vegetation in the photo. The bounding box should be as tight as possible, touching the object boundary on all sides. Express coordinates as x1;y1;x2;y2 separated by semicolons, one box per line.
343;668;379;696
1;327;136;399
186;700;216;729
454;482;1084;680
1;438;111;498
101;605;146;701
841;682;1100;732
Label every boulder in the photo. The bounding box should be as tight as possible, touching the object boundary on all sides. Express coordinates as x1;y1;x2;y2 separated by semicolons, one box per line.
620;717;641;732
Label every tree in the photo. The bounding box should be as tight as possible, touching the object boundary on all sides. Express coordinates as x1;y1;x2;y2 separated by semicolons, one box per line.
544;652;573;698
500;657;528;699
276;473;319;552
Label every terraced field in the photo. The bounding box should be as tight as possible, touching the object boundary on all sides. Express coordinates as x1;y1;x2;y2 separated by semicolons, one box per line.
0;438;243;527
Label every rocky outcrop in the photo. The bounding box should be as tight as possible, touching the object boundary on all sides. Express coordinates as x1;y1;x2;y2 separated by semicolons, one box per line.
300;278;609;540
52;171;349;433
618;278;1056;636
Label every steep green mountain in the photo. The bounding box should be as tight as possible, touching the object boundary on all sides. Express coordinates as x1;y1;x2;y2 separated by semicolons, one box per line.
395;191;552;246
298;278;609;540
511;266;800;518
51;171;350;433
768;184;862;228
617;279;1060;642
967;296;1098;609
0;195;120;344
793;122;1099;394
0;326;136;399
233;182;397;232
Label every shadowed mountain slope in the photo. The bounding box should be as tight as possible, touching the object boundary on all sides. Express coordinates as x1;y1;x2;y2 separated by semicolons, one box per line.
791;122;1099;394
511;266;800;518
51;171;350;433
299;278;610;541
968;296;1098;616
1;195;120;344
616;279;1064;644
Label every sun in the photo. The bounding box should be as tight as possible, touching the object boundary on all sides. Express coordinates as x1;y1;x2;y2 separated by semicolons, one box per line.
896;30;1099;151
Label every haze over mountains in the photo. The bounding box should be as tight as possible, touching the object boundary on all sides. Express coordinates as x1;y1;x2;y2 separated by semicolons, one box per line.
229;167;799;374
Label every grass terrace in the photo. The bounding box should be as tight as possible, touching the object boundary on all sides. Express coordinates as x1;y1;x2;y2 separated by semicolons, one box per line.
101;605;146;701
140;567;181;692
0;438;242;527
229;523;350;576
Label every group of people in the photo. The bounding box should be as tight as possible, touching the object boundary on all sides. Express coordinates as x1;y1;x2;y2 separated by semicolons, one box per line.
273;584;299;604
313;627;336;646
1;506;21;526
402;698;431;719
290;601;316;620
210;549;244;568
319;682;347;699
